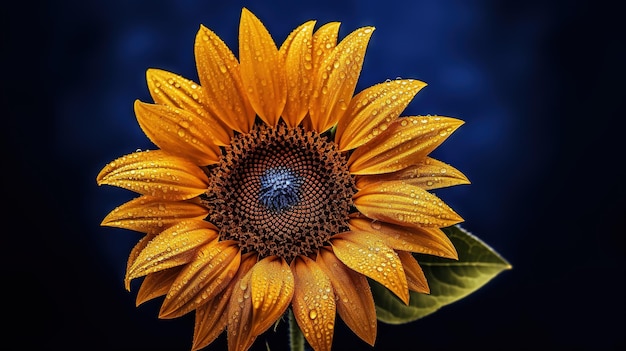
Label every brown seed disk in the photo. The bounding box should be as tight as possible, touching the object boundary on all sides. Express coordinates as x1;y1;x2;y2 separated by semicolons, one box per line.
205;122;356;262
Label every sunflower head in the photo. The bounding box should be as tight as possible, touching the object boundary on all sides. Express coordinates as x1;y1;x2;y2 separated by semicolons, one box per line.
97;7;469;351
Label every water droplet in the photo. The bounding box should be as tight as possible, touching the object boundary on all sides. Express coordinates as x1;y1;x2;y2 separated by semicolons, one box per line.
309;309;317;319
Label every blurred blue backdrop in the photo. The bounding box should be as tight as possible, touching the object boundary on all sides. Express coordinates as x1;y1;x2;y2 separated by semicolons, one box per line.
4;0;623;350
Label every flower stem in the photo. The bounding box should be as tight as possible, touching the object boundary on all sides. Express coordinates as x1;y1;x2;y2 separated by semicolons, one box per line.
288;308;305;351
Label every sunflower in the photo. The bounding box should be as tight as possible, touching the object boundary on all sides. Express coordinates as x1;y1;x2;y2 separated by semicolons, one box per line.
97;7;469;351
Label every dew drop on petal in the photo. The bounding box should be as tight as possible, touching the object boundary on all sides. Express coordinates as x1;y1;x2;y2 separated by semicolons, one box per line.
370;221;381;230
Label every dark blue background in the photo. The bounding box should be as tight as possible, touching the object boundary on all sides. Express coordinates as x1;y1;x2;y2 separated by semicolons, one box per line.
4;0;624;350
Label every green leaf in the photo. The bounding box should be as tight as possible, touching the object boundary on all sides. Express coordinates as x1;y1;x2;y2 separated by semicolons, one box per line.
372;225;511;324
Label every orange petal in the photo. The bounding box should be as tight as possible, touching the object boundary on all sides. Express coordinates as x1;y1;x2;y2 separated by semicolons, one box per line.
353;180;463;228
336;79;427;151
227;269;255;351
136;267;183;306
101;195;209;235
194;24;256;133
297;23;339;133
249;256;295;336
145;68;232;146
134;100;221;166
309;26;375;132
348;116;464;175
192;252;257;351
311;22;340;71
192;296;228;351
96;149;209;201
355;156;470;190
126;220;217;282
348;217;458;259
159;240;241;319
331;232;409;305
316;248;376;346
396;250;429;294
125;235;154;290
239;8;286;126
279;20;316;127
291;256;336;351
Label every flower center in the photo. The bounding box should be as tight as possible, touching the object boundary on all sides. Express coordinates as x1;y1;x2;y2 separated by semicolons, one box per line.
259;167;302;212
204;123;356;262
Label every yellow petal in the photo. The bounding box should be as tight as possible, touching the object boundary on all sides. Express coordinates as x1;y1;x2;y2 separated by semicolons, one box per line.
396;250;429;294
160;240;241;319
192;296;228;351
279;20;316;127
97;150;209;200
194;24;256;133
301;22;339;133
353;180;463;228
136;267;183;306
309;26;374;132
239;8;286;126
134;100;221;166
348;116;464;175
101;195;209;235
336;79;427;151
126;220;217;282
316;248;376;346
331;232;409;305
348;216;458;259
249;256;295;336
291;256;336;351
192;252;257;351
125;234;154;290
311;22;340;71
145;68;232;146
227;269;255;351
356;156;470;190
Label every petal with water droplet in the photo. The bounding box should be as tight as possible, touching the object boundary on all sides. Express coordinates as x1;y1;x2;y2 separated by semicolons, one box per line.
160;240;241;319
192;252;257;351
355;156;470;190
309;26;375;132
348;116;464;175
353;180;463;228
249;256;294;336
331;232;409;305
134;100;221;166
396;250;429;294
316;248;376;346
312;22;340;71
101;195;209;235
239;8;286;126
125;235;154;291
348;217;458;259
194;24;256;133
279;21;316;127
336;79;426;151
126;220;217;283
96;149;209;200
290;256;336;351
136;267;183;306
227;268;255;351
145;68;232;145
